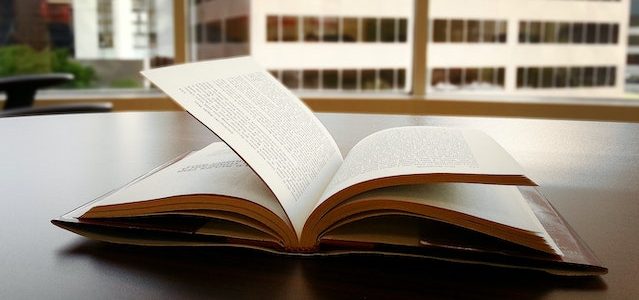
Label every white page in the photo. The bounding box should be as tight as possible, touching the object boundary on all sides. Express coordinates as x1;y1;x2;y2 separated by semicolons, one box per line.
92;142;289;224
319;126;527;203
141;57;343;237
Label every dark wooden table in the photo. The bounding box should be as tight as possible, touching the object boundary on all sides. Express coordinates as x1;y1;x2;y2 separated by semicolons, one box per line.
1;112;638;299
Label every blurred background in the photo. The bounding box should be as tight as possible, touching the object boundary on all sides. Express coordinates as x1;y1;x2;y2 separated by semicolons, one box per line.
0;0;637;119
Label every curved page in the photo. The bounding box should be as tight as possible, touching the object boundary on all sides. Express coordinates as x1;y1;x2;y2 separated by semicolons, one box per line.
86;142;289;228
319;126;533;205
142;57;343;237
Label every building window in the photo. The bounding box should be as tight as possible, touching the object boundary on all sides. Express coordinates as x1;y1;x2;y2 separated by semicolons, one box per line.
270;68;407;91
430;67;505;90
517;66;616;89
342;18;359;42
342;69;358;90
519;21;618;44
380;18;396;42
282;16;299;42
303;16;320;42
363;18;378;42
267;16;279;41
433;18;506;43
282;70;300;89
206;20;222;43
322;17;339;42
322;70;339;89
97;0;114;48
266;15;407;44
225;16;248;43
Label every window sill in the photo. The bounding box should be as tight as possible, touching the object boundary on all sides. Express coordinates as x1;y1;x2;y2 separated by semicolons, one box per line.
1;89;638;122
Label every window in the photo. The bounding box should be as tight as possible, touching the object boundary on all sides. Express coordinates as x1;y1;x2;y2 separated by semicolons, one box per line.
381;18;396;42
430;67;505;90
467;20;480;43
225;16;248;43
267;16;279;41
303;69;320;89
282;16;299;42
517;65;616;89
322;70;339;89
450;19;464;43
342;69;358;90
282;70;300;89
303;17;320;41
433;19;447;42
323;17;339;42
206;21;222;43
342;18;359;42
363;18;378;42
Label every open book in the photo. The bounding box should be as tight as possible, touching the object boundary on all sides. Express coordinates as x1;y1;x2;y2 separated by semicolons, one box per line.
53;57;606;276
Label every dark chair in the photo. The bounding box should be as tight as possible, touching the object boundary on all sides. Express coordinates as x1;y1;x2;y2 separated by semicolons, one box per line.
0;73;112;117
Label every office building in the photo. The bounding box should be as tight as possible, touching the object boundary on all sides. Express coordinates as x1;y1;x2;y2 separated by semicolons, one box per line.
72;0;173;60
192;0;628;97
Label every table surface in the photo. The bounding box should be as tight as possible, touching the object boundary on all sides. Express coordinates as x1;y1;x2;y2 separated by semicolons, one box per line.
1;112;638;299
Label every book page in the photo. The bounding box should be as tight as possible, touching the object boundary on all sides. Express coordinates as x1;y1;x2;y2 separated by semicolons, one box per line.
89;142;289;224
319;126;528;203
141;57;343;237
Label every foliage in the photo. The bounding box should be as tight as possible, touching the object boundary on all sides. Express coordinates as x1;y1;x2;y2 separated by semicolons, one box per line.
0;45;96;88
110;78;142;88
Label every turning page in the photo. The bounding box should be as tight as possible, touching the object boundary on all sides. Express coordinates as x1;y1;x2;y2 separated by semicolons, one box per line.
141;57;343;237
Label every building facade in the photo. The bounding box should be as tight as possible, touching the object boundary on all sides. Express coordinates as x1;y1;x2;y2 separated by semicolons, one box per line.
73;0;173;60
193;0;629;98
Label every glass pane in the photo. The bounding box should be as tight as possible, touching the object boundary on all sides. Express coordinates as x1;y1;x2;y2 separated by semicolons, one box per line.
342;18;359;42
361;69;376;90
432;68;447;87
529;21;541;43
518;21;528;43
572;23;584;43
379;69;394;90
322;69;338;89
363;18;378;42
380;18;396;42
449;68;462;87
464;68;478;87
467;20;480;43
585;23;597;44
282;70;300;89
282;16;299;42
0;0;174;90
433;19;448;42
555;67;568;88
398;18;407;42
544;22;556;43
206;20;222;43
342;69;358;90
303;69;319;89
322;17;339;42
225;16;248;43
450;19;464;43
599;23;610;44
483;20;495;43
303;17;320;42
267;16;279;42
558;22;571;43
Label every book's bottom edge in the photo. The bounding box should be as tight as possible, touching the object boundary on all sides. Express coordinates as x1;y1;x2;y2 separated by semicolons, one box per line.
51;219;607;277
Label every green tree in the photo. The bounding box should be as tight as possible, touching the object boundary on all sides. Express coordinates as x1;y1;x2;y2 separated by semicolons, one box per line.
0;45;96;88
